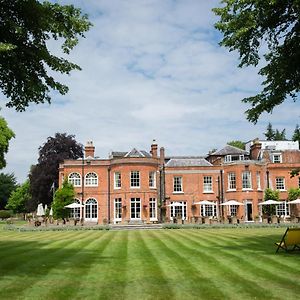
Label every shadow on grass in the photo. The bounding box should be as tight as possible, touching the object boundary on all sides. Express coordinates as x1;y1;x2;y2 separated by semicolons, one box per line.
0;239;117;291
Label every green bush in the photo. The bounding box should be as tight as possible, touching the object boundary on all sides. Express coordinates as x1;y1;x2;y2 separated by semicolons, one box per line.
0;210;12;219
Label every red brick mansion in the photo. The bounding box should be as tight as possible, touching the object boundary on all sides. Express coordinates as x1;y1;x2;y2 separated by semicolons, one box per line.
59;139;300;224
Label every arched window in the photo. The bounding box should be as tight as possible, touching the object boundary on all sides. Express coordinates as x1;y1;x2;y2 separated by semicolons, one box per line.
72;199;81;219
85;172;98;186
68;172;81;187
85;198;98;221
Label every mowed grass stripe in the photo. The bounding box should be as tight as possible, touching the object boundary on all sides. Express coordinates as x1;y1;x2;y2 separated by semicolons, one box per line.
0;233;82;268
184;229;300;298
0;231;94;296
205;229;300;276
73;230;129;299
171;230;277;300
149;230;226;299
0;231;80;259
196;229;300;283
123;230;174;300
21;231;114;300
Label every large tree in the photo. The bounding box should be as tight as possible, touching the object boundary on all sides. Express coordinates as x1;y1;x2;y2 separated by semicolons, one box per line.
213;1;300;123
0;115;15;169
0;173;17;209
29;133;83;210
0;1;91;111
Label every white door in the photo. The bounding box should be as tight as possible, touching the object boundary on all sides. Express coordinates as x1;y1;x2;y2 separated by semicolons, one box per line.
85;198;98;222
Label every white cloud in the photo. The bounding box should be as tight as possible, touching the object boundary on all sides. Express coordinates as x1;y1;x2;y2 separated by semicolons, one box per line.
1;0;299;182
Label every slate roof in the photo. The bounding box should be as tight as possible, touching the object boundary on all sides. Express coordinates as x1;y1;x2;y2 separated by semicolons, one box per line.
166;157;212;167
210;145;249;156
110;148;151;158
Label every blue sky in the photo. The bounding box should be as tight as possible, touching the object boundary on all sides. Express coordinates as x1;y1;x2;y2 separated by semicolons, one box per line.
1;0;299;183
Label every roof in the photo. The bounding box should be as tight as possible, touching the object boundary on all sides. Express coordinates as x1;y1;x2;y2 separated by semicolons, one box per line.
166;157;212;167
110;148;151;159
210;145;249;156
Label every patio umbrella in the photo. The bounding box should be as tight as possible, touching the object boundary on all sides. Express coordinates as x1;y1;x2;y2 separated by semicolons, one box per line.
288;199;300;204
166;202;184;207
65;202;84;208
36;203;45;216
258;200;284;205
194;200;217;205
221;200;244;206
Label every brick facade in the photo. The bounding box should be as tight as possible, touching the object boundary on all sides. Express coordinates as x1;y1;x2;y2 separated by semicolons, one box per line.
59;140;300;224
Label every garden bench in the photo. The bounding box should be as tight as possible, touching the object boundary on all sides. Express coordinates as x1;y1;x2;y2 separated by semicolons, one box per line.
275;227;300;253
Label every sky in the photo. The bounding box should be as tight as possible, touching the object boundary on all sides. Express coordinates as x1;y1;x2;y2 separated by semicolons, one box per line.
1;0;299;183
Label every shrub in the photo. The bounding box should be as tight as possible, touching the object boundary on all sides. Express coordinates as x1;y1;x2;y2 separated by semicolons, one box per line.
0;210;12;219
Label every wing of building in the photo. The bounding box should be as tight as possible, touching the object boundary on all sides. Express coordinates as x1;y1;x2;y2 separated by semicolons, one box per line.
59;139;300;224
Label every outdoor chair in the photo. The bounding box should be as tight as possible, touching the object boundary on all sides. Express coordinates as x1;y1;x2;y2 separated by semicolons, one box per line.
275;227;300;253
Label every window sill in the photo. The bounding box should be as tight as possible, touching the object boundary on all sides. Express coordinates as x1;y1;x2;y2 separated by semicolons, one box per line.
227;189;236;192
114;187;121;190
242;188;253;191
203;191;214;194
173;191;184;194
149;187;157;190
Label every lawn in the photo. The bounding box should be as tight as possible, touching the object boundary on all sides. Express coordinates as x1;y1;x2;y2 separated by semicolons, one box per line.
0;227;300;300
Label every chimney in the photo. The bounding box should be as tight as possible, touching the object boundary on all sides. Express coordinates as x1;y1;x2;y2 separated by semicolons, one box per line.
85;141;95;158
250;139;261;160
160;147;165;165
150;139;158;157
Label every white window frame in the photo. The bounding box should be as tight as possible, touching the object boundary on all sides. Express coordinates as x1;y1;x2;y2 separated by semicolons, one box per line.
203;176;213;193
85;172;98;186
242;171;252;190
149;198;157;221
256;171;261;190
68;172;81;187
114;198;122;223
276;177;285;191
170;201;187;220
225;155;245;162
201;204;216;217
130;171;140;188
272;153;282;163
149;171;156;189
114;172;121;189
228;172;236;190
130;198;141;220
84;198;98;221
173;176;183;193
276;202;289;217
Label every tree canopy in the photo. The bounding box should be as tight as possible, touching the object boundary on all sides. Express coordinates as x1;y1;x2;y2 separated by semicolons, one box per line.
52;179;74;222
6;180;31;214
0;173;17;209
227;140;245;150
0;0;91;111
264;122;286;141
213;1;300;123
29;133;83;210
0;115;15;169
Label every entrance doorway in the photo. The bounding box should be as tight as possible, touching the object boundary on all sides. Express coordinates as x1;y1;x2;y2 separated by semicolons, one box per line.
130;198;141;220
245;202;253;221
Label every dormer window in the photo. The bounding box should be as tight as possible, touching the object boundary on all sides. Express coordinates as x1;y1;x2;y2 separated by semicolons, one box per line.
224;155;245;163
272;154;282;163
